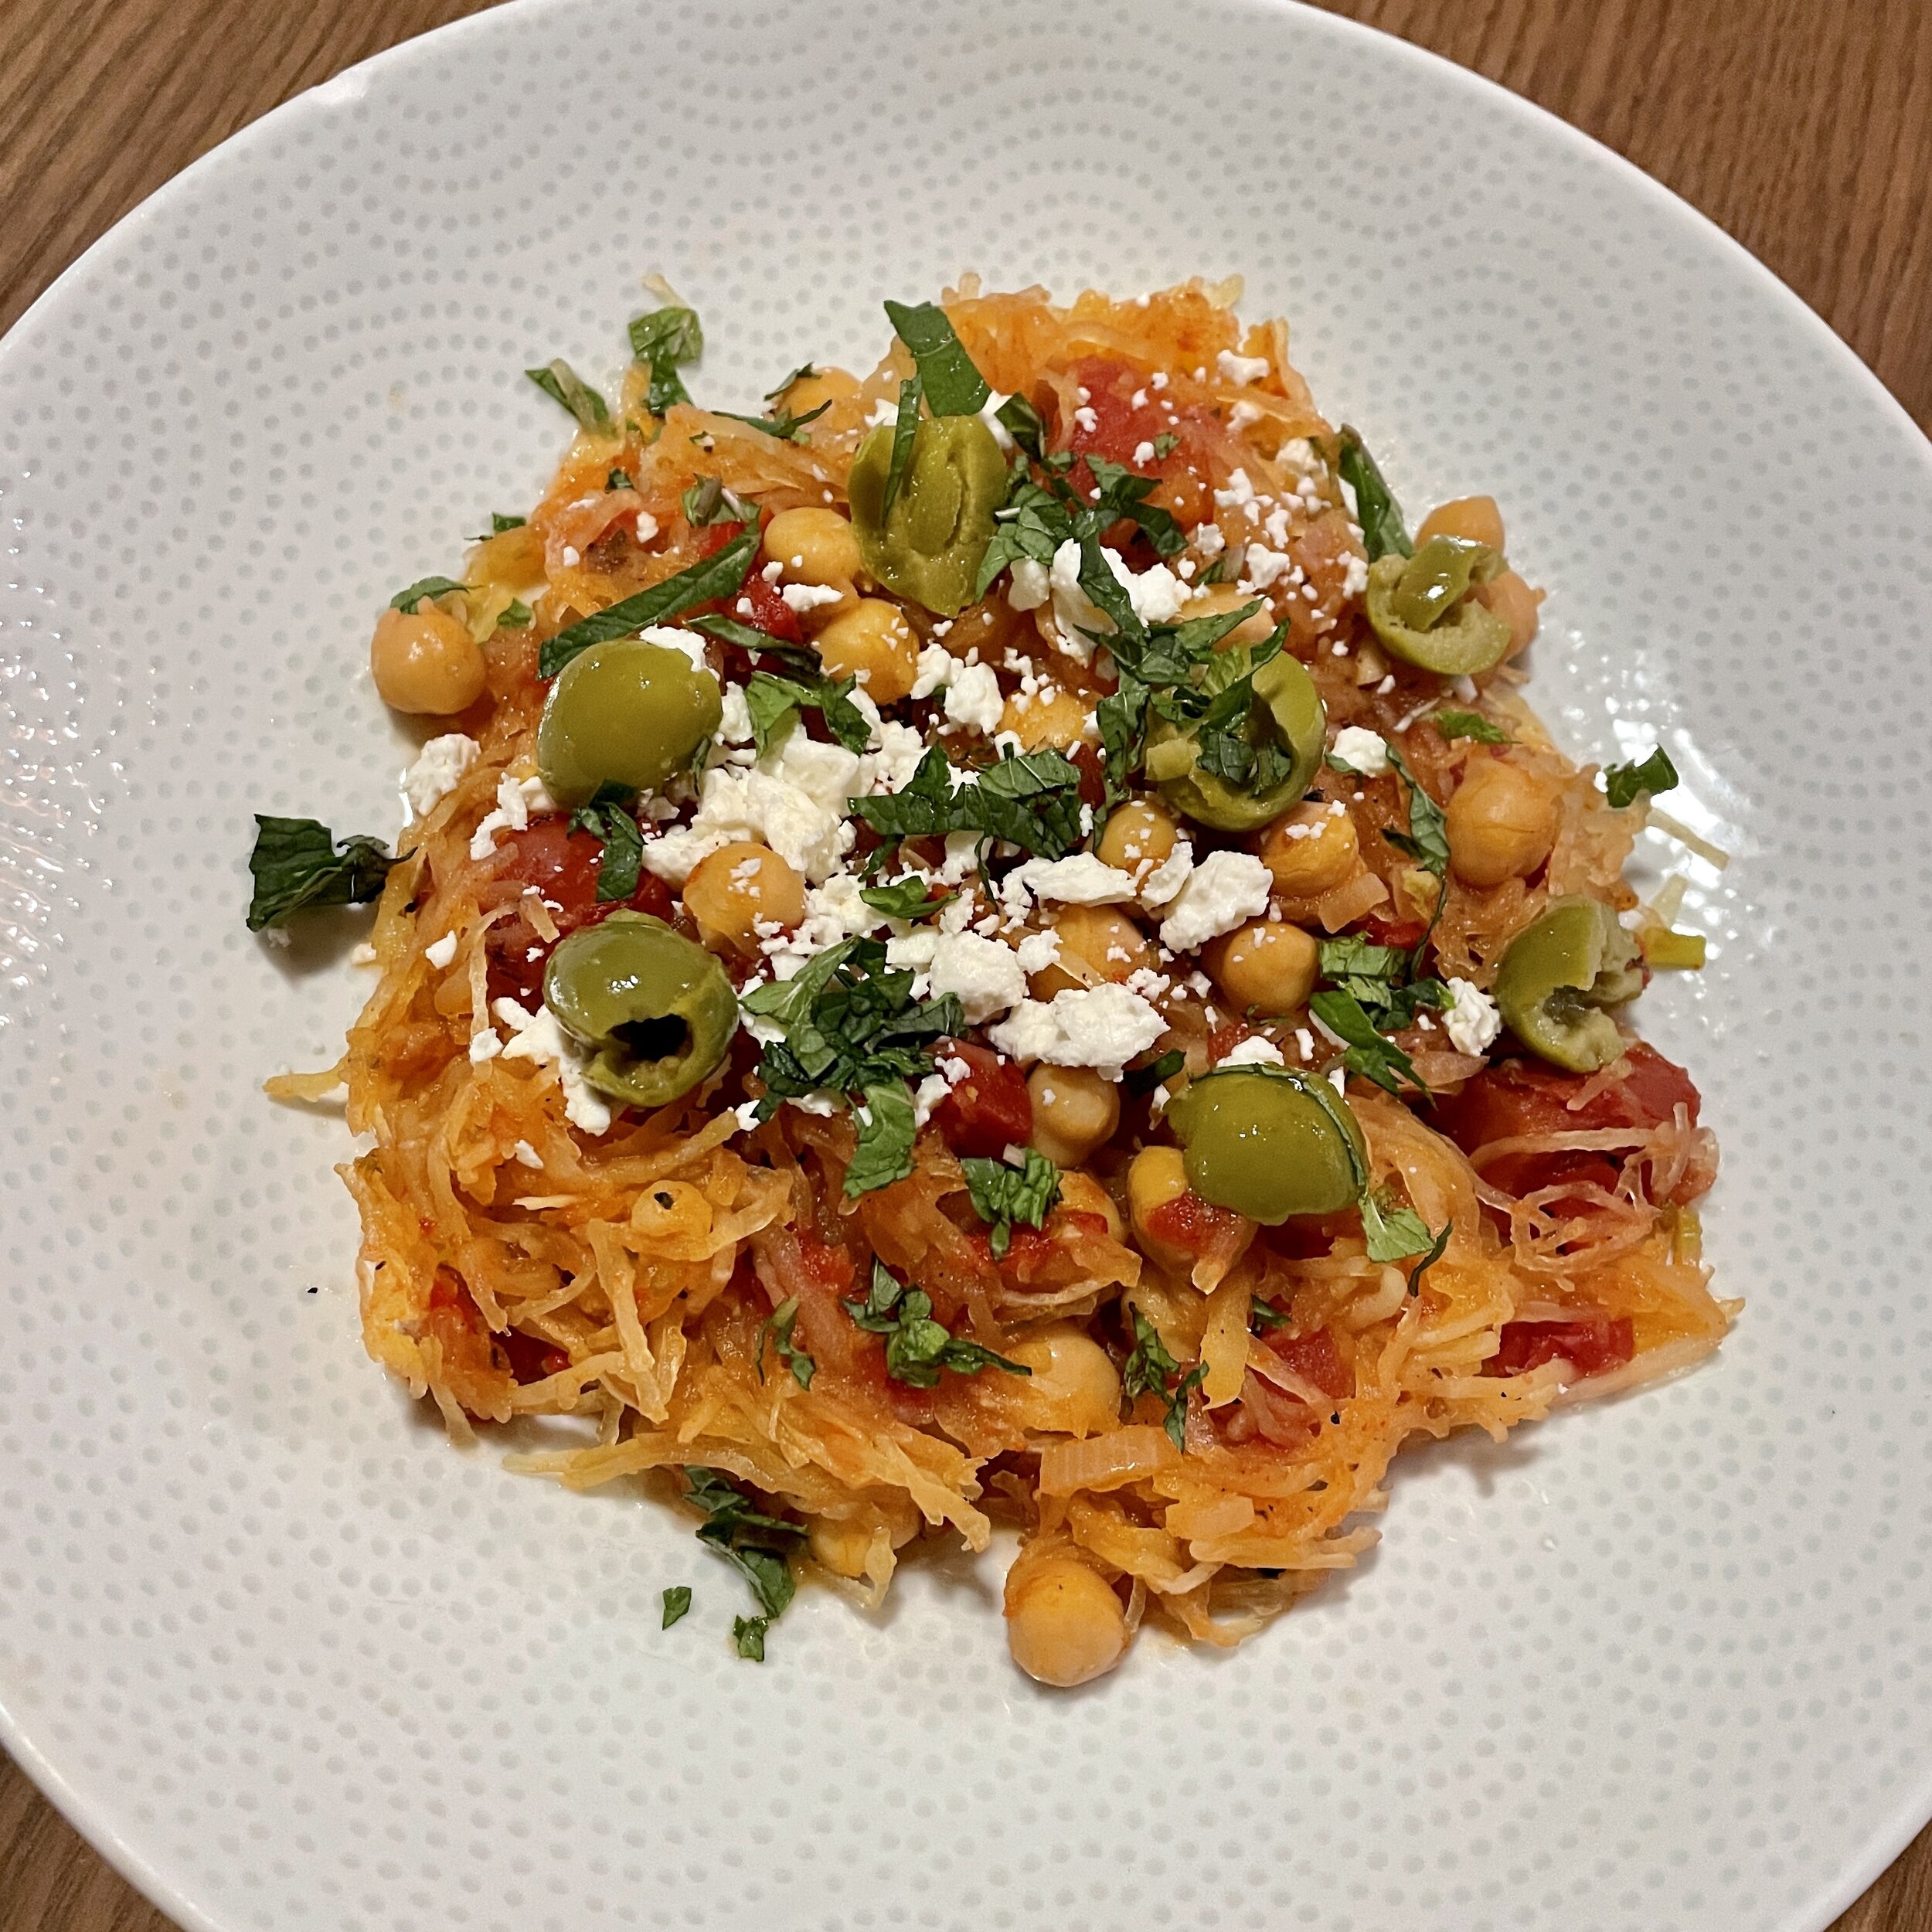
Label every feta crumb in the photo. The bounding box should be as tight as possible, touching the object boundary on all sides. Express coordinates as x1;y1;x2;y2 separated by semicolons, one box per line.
349;942;379;966
638;624;709;673
1132;440;1157;465
493;996;615;1134
944;662;1005;735
1243;543;1296;590
1158;850;1273;952
985;984;1168;1078
1001;852;1139;912
978;389;1015;454
1006;555;1050;611
512;1140;543;1168
913;1071;954;1126
1217;349;1270;386
928;932;1029;1023
717;682;754;745
1443;978;1503;1056
1219;1035;1287;1068
403;733;481;818
733;1100;764;1134
781;581;845;614
910;642;956;700
1138;841;1196;909
469;1028;502;1065
1341;553;1370;600
1331;726;1391;775
468;771;556;861
424;932;458;970
1014;929;1061;975
866;396;897;429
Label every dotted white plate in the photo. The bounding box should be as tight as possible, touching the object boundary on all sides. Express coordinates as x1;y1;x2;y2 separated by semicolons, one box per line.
2;3;1927;1928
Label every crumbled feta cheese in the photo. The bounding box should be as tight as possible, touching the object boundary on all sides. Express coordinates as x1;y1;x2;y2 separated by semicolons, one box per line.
928;932;1029;1023
913;1071;954;1126
1228;400;1262;433
787;1090;842;1118
1072;405;1099;433
978;389;1015;454
424;932;458;970
866;396;897;429
781;581;845;615
349;941;379;966
638;624;710;672
1014;929;1061;975
1341;553;1370;600
1006;555;1050;611
1214;468;1260;512
859;719;925;794
1002;852;1139;912
1048;539;1105;658
1158;849;1273;952
493;996;614;1134
760;870;878;981
512;1139;543;1168
1138;841;1195;908
910;642;956;701
642;731;862;884
717;683;754;745
1132;440;1157;465
1443;978;1503;1056
469;771;556;860
1331;726;1390;776
1124;560;1188;625
1243;543;1297;590
1219;1035;1286;1068
944;662;1005;735
1193;521;1226;560
986;985;1168;1079
469;1029;502;1065
1217;349;1270;386
403;733;481;818
937;830;981;884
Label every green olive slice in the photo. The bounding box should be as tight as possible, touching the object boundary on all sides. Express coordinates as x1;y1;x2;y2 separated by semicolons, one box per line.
1493;895;1644;1072
542;912;736;1109
1150;651;1328;834
1364;535;1513;677
536;638;722;809
848;414;1007;616
1166;1064;1367;1223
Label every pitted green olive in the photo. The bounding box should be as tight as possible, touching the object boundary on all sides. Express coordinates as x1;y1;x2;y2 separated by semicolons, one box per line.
1147;651;1327;834
1494;895;1644;1072
536;639;722;809
1166;1064;1367;1223
848;415;1006;616
542;912;736;1109
1364;535;1513;676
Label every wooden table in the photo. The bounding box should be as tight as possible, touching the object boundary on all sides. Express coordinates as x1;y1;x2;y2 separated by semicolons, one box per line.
2;2;1928;1927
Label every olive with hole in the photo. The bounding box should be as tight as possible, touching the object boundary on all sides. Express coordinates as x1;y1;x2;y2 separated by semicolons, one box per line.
541;911;736;1108
1165;1063;1367;1222
1363;533;1515;676
1145;650;1327;833
1493;894;1644;1071
536;638;721;808
847;413;1007;615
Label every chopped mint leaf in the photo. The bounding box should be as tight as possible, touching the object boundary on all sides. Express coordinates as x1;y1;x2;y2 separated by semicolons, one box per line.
246;816;399;932
526;359;611;431
882;299;992;417
1336;425;1411;561
844;1259;1032;1388
661;1585;692;1628
961;1148;1061;1259
628;304;703;415
757;1296;815;1390
389;576;467;614
1603;747;1679;808
539;529;756;676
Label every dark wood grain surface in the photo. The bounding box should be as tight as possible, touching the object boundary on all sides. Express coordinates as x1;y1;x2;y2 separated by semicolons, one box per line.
2;2;1928;1928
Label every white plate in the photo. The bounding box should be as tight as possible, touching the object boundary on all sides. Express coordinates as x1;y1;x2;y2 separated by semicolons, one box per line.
2;3;1926;1928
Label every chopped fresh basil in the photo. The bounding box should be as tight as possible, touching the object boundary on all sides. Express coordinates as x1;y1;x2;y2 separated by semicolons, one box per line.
1150;430;1180;461
685;1467;802;1628
852;743;1085;865
496;598;532;630
1603;746;1679;808
844;1260;1031;1388
882;299;991;417
1336;426;1411;562
525;359;611;431
743;668;871;757
995;393;1047;459
882;374;923;519
628;304;704;415
858;877;955;921
1315;933;1452;1030
1124;1046;1185;1096
716;400;832;444
661;1585;692;1629
757;1296;815;1390
764;362;818;402
1308;988;1426;1095
389;575;467;614
1382;747;1451;876
490;512;526;533
1083;456;1185;559
246;816;400;932
845;1080;919;1196
1196;550;1236;586
961;1148;1061;1259
733;1614;770;1661
539;529;757;677
567;785;644;901
1406;1221;1452;1294
680;475;746;528
1121;1310;1206;1454
1430;709;1512;744
1359;1185;1437;1262
607;467;634;492
1247;1298;1291;1335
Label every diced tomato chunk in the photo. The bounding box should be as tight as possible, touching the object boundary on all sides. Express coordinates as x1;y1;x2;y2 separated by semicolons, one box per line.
1055;356;1216;529
691;519;801;641
1144;1187;1246;1255
931;1043;1032;1158
498;1327;572;1385
1069;743;1107;811
1360;912;1427;951
1264;1324;1351;1400
1206;1021;1255;1064
1485;1316;1634;1380
1434;1041;1701;1199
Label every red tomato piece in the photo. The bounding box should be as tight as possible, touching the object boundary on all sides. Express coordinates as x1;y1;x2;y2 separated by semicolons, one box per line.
931;1043;1032;1158
1360;912;1427;951
1264;1325;1352;1400
1056;356;1216;530
1144;1187;1247;1256
1486;1317;1634;1379
692;519;801;642
1069;743;1107;811
1206;1021;1256;1064
498;1328;572;1385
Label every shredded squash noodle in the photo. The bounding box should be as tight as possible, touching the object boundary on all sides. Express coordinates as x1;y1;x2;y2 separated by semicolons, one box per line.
260;277;1735;1684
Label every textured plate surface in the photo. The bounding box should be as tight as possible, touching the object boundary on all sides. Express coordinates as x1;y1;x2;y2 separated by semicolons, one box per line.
1;2;1927;1929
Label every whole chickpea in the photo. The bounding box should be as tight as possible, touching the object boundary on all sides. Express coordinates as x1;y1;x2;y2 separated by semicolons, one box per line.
1474;569;1543;656
369;605;487;715
1005;1551;1129;1687
777;366;861;417
1417;495;1506;552
814;597;918;703
761;507;862;605
1096;798;1180;875
1446;757;1561;887
681;842;807;954
1258;801;1359;897
1029;904;1155;997
1028;1064;1121;1167
1185;583;1276;648
998;687;1090;751
1000;1322;1122;1437
1127;1145;1189;1253
1203;917;1319;1014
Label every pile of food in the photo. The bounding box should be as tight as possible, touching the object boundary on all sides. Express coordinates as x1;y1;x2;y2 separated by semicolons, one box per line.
250;277;1735;1683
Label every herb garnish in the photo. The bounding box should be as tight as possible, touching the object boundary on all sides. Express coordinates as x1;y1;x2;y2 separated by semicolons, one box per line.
734;1615;770;1661
765;362;818;401
683;1466;804;1648
497;599;532;630
757;1296;816;1389
1359;1185;1439;1263
1603;747;1679;808
851;743;1087;866
628;304;703;415
389;576;468;614
1336;426;1411;561
246;816;400;932
743;667;872;757
661;1585;692;1628
716;400;832;444
539;529;757;677
883;300;991;417
680;476;747;528
607;467;634;492
858;877;955;921
961;1148;1061;1258
1307;988;1426;1096
525;359;611;431
844;1260;1031;1386
881;374;923;518
567;784;645;901
1121;1310;1206;1453
1430;709;1512;744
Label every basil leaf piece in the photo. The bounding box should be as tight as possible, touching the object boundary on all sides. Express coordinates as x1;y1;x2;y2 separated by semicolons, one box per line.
1308;989;1427;1096
1150;430;1180;460
539;529;757;677
607;467;634;492
1383;747;1451;876
496;599;533;630
858;878;955;921
883;299;991;417
685;1467;802;1630
526;359;611;431
716;400;832;444
1121;1310;1205;1453
661;1586;692;1628
733;1614;770;1662
843;1260;1030;1388
1430;708;1512;744
1083;455;1184;558
765;362;818;402
757;1296;815;1390
852;744;1085;864
743;668;872;757
246;816;400;932
1603;746;1679;808
1359;1185;1437;1262
389;576;467;614
628;304;704;415
961;1148;1061;1259
1406;1222;1452;1296
882;374;923;519
490;512;527;533
680;476;746;528
995;393;1046;459
1337;425;1412;562
567;786;644;902
1124;1046;1185;1096
1248;1298;1291;1334
1077;532;1144;644
845;1080;919;1198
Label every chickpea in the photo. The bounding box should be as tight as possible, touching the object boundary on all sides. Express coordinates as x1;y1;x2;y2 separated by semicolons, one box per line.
762;507;862;600
808;1493;921;1579
998;687;1090;751
1127;1145;1189;1252
1002;1323;1123;1437
1416;495;1506;553
1029;904;1155;997
1474;568;1542;656
1185;582;1275;648
1446;757;1560;888
681;842;806;954
779;366;861;417
1096;798;1179;875
369;605;487;715
1005;1552;1129;1687
814;597;918;703
1258;801;1359;898
1057;1168;1126;1242
1203;917;1319;1014
1028;1064;1121;1167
